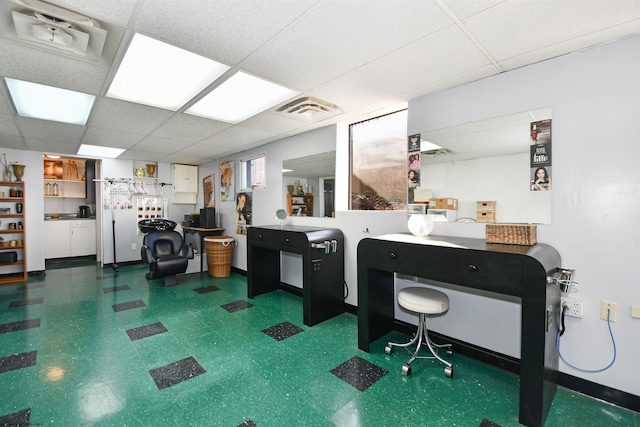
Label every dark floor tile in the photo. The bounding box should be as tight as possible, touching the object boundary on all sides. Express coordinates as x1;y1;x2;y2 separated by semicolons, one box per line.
238;420;257;427
0;408;31;426
9;297;44;307
112;300;146;312
330;356;387;392
221;300;253;313
149;356;206;390
126;322;168;341
193;285;220;294
102;285;131;293
479;419;502;427
15;283;45;290
262;321;304;341
0;318;41;334
0;351;37;374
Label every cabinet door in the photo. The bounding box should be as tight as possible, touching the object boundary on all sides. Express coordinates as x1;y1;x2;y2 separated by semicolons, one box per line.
45;221;71;259
173;164;198;192
70;220;96;257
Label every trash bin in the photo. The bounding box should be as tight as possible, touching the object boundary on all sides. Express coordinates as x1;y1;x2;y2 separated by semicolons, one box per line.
204;236;235;277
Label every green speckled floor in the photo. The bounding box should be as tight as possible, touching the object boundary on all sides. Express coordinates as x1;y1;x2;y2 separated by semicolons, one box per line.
0;264;637;426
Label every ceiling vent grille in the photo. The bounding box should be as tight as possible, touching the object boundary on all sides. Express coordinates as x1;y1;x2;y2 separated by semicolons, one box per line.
2;0;107;62
274;96;342;122
423;148;452;158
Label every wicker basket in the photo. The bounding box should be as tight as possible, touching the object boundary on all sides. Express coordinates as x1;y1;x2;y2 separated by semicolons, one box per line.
486;223;537;246
204;236;235;277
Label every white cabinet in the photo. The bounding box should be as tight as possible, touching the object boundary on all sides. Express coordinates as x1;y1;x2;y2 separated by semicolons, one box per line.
45;220;96;259
173;164;198;204
70;220;96;257
45;220;71;259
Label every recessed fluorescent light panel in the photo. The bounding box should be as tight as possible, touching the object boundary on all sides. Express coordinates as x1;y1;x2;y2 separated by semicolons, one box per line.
186;71;299;123
77;144;125;158
106;33;230;110
5;78;95;125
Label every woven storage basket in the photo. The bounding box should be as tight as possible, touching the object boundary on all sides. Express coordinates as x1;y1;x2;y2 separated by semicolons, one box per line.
486;223;537;246
204;236;235;277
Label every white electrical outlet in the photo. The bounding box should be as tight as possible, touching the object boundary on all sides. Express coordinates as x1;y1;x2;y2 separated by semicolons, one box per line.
561;297;583;318
600;300;617;322
131;243;137;250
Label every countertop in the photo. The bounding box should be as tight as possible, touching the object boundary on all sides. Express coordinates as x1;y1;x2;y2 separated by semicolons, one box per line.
44;214;96;221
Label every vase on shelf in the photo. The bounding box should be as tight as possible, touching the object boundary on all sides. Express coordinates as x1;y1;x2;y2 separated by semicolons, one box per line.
146;164;156;177
2;168;10;182
12;164;25;181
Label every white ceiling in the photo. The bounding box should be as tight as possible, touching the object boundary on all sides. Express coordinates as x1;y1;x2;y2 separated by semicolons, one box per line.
0;0;638;165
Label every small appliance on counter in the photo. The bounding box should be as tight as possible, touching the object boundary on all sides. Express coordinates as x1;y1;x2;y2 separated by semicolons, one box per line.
78;205;91;218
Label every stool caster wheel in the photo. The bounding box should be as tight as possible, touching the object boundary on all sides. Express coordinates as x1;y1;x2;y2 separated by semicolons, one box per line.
446;348;453;357
402;364;412;376
444;366;453;378
384;345;392;355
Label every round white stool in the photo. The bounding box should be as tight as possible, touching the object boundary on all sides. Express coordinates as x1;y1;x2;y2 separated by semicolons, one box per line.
385;287;454;377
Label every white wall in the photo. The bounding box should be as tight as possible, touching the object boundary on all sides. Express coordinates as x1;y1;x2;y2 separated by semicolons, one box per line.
3;31;634;401
205;36;639;398
407;35;640;397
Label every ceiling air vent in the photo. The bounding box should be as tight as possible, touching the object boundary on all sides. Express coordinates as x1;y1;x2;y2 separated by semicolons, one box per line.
423;148;452;158
275;97;342;122
2;0;107;62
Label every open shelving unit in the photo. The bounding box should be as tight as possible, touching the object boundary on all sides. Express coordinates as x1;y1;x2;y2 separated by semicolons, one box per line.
0;180;27;284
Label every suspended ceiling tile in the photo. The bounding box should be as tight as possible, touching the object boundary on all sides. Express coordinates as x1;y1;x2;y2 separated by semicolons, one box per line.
130;0;319;65
311;25;492;110
465;0;640;62
0;40;107;95
156;153;203;165
17;117;84;142
0;134;27;150
0;113;20;136
50;0;140;27
131;136;194;154
440;0;506;20
150;113;231;143
241;0;453;92
116;149;164;162
88;98;173;135
498;22;640;71
240;111;312;134
198;125;275;150
25;137;79;154
82;127;144;149
176;142;229;158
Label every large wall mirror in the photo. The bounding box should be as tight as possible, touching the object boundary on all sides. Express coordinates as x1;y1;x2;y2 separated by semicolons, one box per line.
283;151;335;218
418;107;552;224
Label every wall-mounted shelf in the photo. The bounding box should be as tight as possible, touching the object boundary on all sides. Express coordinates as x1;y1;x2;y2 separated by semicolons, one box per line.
286;193;314;216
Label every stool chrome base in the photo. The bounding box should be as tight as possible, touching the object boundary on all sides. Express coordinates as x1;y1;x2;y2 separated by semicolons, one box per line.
385;313;454;378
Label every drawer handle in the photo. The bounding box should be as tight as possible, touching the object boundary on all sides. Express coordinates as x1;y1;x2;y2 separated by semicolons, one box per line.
468;264;477;272
258;234;263;239
285;238;290;243
390;252;397;259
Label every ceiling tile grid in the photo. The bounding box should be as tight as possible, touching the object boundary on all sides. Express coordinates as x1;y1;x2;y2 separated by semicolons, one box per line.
0;0;637;164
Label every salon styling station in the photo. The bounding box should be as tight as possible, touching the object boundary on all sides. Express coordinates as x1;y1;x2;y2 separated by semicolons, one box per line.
247;225;344;326
357;234;561;427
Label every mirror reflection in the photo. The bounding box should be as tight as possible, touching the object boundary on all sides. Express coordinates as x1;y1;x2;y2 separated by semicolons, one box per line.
283;151;335;218
418;107;552;224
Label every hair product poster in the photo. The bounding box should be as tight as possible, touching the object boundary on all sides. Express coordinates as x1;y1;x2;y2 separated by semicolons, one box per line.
530;119;552;191
203;174;214;207
220;161;235;202
235;192;252;235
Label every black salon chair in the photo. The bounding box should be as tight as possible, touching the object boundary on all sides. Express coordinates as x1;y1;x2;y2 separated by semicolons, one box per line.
141;230;194;286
